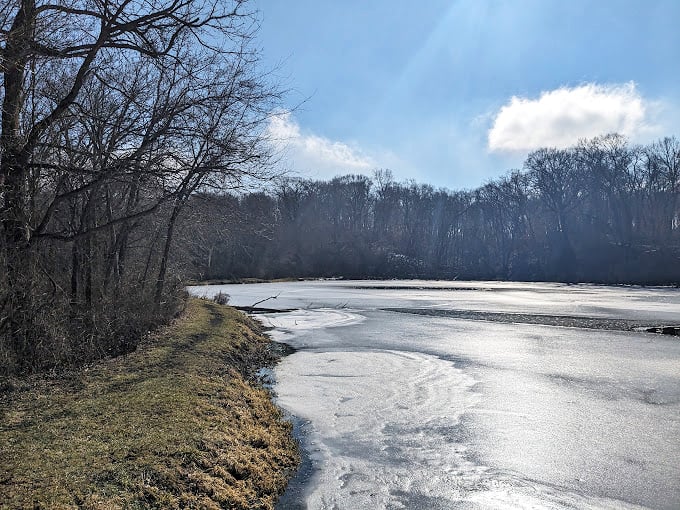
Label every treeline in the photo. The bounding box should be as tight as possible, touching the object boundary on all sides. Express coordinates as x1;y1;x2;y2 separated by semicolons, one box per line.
0;0;276;375
180;134;680;285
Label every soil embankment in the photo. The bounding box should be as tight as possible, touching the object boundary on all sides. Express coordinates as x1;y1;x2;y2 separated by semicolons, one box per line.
0;298;299;509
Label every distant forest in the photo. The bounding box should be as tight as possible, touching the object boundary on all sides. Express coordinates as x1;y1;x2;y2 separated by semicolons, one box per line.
175;134;680;285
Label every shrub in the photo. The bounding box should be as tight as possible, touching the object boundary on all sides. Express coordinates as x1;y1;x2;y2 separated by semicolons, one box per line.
213;292;230;305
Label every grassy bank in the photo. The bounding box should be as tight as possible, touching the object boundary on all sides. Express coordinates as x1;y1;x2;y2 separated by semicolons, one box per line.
0;299;299;509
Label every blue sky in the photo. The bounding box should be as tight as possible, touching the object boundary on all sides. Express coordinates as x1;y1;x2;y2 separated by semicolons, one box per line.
254;0;680;190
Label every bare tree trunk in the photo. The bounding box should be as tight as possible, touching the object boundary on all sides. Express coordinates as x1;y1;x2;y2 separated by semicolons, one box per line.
154;202;183;306
70;242;79;307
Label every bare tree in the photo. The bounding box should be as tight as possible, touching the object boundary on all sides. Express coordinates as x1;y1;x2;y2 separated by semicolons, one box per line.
525;147;584;277
0;0;280;372
643;137;680;240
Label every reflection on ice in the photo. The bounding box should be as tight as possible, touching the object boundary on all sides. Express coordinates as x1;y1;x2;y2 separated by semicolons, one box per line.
275;345;648;510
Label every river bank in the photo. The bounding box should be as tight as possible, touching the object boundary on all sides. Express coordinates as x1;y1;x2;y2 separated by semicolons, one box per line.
0;298;299;509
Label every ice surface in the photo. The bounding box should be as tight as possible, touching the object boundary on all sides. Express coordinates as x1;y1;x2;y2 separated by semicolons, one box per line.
275;349;479;508
258;309;365;343
188;281;680;509
188;280;680;322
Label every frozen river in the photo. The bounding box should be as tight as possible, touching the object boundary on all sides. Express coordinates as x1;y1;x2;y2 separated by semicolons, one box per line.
188;281;680;509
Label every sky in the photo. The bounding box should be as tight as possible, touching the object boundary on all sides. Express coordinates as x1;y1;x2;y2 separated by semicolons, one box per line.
254;0;680;190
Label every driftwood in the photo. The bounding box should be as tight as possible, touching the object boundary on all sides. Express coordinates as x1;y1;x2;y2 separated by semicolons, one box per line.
644;326;680;336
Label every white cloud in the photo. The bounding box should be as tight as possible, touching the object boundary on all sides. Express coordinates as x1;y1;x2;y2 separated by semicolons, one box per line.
267;111;375;178
488;82;659;152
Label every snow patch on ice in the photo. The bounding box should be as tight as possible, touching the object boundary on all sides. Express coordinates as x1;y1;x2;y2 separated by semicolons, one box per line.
275;349;481;508
260;308;365;343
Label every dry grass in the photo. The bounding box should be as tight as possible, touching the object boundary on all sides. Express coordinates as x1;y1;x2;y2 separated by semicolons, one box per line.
0;299;299;509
